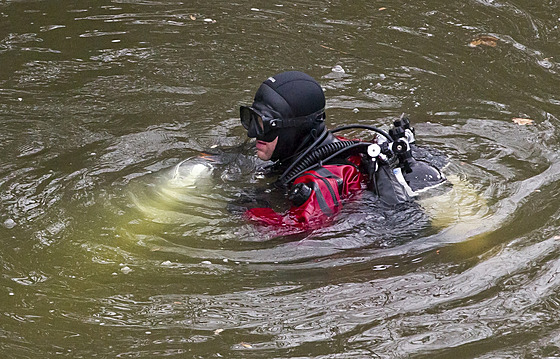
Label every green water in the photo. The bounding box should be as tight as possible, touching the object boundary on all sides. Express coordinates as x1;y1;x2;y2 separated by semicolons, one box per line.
1;0;560;357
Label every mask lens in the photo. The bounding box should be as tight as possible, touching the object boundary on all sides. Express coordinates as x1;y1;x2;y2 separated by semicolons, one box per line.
256;116;264;132
240;106;254;130
240;106;267;135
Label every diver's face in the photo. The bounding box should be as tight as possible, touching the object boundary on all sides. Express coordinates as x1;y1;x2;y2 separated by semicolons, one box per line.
255;137;278;161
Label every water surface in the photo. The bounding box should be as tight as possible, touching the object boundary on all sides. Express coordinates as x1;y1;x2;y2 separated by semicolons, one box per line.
1;0;560;357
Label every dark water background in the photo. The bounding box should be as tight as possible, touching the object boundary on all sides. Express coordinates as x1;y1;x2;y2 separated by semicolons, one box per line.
1;0;560;357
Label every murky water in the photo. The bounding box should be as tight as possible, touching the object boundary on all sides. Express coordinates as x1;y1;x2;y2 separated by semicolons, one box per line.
1;0;559;357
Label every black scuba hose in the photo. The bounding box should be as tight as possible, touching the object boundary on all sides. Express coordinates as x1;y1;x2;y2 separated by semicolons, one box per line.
280;141;372;187
278;128;328;183
331;124;392;141
278;124;390;188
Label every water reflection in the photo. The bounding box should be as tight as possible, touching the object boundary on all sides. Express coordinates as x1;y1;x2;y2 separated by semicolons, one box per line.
1;0;559;357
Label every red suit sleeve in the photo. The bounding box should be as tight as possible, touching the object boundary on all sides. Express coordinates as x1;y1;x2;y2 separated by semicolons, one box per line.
245;156;364;230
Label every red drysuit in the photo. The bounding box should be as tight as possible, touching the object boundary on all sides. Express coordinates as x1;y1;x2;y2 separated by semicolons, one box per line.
245;154;366;229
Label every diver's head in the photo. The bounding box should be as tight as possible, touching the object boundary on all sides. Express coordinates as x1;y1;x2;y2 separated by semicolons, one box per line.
240;71;326;162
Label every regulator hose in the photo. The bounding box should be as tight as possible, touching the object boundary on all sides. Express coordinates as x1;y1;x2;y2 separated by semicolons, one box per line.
277;128;329;180
277;124;391;188
279;141;371;187
331;124;392;141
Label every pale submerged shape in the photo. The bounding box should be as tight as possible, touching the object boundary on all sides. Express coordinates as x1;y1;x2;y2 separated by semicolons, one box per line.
168;159;214;189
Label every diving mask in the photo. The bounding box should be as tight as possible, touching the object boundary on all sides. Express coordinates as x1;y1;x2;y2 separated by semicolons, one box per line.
240;106;281;142
240;105;325;142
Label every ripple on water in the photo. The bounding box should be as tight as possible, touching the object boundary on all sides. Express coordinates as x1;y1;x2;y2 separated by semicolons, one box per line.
1;0;560;357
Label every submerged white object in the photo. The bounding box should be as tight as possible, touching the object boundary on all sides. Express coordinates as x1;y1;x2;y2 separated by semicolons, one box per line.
130;157;219;225
168;159;214;188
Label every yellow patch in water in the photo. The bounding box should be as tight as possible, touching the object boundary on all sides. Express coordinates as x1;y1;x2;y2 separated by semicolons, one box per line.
419;175;489;234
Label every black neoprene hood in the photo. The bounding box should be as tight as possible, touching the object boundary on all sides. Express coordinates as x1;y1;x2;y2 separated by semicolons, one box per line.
249;71;327;162
252;71;326;120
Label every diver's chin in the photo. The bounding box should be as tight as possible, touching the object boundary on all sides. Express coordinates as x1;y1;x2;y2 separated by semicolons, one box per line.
256;148;272;161
255;138;277;161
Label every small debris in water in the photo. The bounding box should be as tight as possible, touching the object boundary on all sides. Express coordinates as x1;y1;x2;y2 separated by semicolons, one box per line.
189;15;196;20
3;218;16;229
214;328;224;335
120;266;133;274
201;260;212;265
352;108;359;113
512;117;534;125
379;7;387;11
240;342;253;349
204;18;216;24
161;260;173;266
372;264;391;271
17;97;23;101
223;258;229;263
111;39;120;43
468;35;499;48
331;65;345;73
145;331;151;335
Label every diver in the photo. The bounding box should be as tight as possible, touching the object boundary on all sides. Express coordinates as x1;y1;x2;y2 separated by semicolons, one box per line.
239;71;446;229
